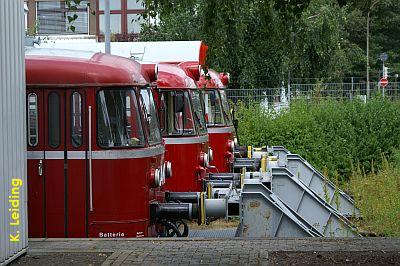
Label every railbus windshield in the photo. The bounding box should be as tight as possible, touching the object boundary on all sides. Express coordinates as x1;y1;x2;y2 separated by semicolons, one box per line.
219;90;233;125
204;90;224;126
97;89;145;148
190;90;208;134
139;88;162;145
204;90;233;126
159;90;196;136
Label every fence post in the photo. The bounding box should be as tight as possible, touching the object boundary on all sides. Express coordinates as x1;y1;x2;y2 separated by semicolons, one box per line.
351;77;354;100
287;73;291;103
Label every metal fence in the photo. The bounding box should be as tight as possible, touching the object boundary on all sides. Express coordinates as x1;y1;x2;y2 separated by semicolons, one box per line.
226;82;400;104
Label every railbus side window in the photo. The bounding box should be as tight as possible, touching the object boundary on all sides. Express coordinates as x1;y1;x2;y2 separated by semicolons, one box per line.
139;88;162;145
159;93;167;135
190;90;208;134
160;91;195;136
71;92;83;147
48;92;61;148
219;90;233;125
27;93;38;146
205;91;224;126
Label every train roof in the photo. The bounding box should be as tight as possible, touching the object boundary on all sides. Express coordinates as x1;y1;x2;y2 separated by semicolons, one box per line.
25;48;151;87
208;69;227;89
178;61;228;90
157;63;197;89
38;40;208;65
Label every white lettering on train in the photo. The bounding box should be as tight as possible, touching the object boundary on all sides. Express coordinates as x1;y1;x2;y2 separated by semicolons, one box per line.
99;232;125;238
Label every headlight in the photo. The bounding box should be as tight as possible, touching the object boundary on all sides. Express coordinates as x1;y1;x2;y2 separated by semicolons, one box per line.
228;140;235;152
200;152;209;168
208;148;214;163
164;161;172;179
154;168;162;187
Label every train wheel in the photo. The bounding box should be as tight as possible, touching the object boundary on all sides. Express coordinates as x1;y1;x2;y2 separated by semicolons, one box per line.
160;220;182;237
160;220;188;237
174;220;189;237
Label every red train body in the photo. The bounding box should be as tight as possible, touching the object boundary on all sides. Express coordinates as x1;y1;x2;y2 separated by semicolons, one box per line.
197;67;235;173
26;49;166;238
155;63;210;192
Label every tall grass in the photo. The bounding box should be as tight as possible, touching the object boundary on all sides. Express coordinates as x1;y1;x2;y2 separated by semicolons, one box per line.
351;157;400;236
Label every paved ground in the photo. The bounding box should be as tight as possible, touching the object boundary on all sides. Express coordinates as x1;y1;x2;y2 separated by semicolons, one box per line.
9;238;399;265
268;251;400;265
11;252;111;266
188;229;237;238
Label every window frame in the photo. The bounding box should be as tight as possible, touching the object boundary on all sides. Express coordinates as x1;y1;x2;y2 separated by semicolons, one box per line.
139;87;162;146
96;0;145;37
159;89;196;137
189;89;208;134
48;91;61;149
219;89;233;126
36;1;90;35
204;89;227;127
27;92;39;147
96;88;146;149
70;91;83;148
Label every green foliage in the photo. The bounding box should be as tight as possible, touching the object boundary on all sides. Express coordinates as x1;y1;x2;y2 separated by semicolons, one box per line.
140;0;400;86
26;20;40;36
236;98;400;179
351;157;400;236
65;0;95;33
345;0;400;77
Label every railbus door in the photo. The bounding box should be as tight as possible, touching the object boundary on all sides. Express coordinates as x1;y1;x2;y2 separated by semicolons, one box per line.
27;90;45;237
27;89;88;237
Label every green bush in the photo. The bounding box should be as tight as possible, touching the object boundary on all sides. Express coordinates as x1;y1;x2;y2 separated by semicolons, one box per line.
235;98;400;180
235;98;400;236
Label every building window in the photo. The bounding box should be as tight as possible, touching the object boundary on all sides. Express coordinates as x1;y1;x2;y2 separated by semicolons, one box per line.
127;13;143;34
96;0;145;38
98;0;121;11
127;0;143;10
99;14;122;34
36;1;89;35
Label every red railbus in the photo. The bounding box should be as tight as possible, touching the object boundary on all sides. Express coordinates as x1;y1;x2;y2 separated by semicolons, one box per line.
197;68;236;173
154;63;210;192
25;49;167;238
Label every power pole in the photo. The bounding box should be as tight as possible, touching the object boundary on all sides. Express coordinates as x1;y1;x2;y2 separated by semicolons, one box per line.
366;10;370;99
366;0;380;99
105;0;111;54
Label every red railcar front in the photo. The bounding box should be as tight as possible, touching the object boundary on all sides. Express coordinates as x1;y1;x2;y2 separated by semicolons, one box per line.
194;66;236;173
26;50;166;238
155;63;210;192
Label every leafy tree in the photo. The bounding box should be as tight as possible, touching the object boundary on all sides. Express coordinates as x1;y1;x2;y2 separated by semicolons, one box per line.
139;0;399;86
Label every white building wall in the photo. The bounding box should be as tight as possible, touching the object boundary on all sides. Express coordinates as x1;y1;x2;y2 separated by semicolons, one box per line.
0;0;28;265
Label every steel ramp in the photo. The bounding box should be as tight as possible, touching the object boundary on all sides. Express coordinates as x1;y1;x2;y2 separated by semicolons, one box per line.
271;147;360;218
270;167;360;237
236;180;322;237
